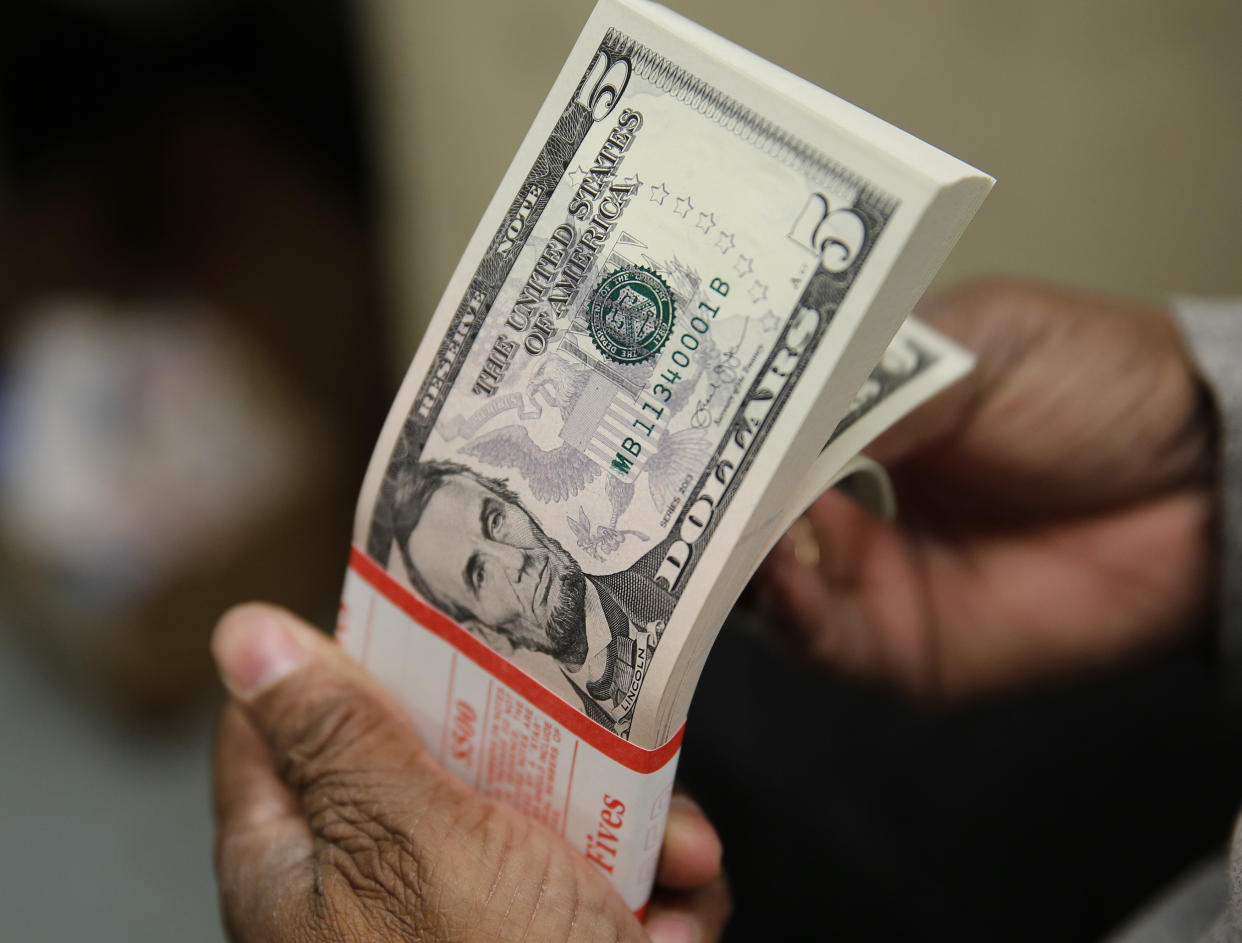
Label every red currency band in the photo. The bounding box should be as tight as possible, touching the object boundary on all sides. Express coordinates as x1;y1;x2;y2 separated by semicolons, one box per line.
347;546;685;773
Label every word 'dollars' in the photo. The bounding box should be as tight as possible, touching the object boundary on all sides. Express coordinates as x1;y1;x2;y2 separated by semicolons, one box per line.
340;0;990;912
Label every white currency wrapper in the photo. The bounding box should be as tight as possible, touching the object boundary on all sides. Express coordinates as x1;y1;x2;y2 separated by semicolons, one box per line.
338;549;681;914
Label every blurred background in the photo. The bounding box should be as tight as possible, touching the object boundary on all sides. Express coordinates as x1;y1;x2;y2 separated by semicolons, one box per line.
0;0;1238;940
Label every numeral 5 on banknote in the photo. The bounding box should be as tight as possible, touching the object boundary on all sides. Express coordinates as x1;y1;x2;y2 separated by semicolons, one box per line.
339;0;991;912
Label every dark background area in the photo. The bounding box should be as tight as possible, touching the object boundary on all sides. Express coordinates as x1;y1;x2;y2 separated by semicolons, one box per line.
0;3;387;938
681;622;1242;941
0;1;369;202
0;0;387;709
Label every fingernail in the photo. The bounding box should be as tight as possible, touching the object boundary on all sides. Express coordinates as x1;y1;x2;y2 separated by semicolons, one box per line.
664;795;699;839
212;606;306;699
665;794;723;872
788;517;820;568
669;793;704;816
647;913;700;943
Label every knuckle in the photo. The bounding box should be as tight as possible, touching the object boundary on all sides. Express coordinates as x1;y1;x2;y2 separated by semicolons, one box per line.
265;687;448;931
462;806;625;943
311;774;477;938
311;800;439;939
314;794;627;943
269;683;390;799
268;685;412;834
450;790;524;854
261;686;632;941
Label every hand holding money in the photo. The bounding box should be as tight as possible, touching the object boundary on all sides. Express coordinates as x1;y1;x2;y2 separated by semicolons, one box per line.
210;604;729;943
760;281;1217;699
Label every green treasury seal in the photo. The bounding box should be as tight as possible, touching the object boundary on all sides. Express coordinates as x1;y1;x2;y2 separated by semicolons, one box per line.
586;266;676;365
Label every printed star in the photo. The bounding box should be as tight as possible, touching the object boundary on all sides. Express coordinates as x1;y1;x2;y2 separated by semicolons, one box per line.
649;182;669;205
749;281;769;303
760;310;780;333
621;173;643;192
696;211;716;234
564;166;585;190
674;195;694;218
733;254;753;278
715;230;735;254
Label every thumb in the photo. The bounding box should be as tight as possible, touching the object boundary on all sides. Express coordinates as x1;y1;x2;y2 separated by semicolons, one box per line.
211;604;460;851
211;604;646;943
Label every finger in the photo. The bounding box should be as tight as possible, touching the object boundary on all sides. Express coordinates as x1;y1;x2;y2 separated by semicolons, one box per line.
865;365;980;470
756;489;878;608
868;281;1066;474
761;495;937;691
802;489;880;586
860;287;993;469
210;604;456;846
759;526;845;639
212;605;654;942
656;793;722;890
212;702;314;940
806;492;942;692
213;702;305;838
761;532;870;674
644;875;732;943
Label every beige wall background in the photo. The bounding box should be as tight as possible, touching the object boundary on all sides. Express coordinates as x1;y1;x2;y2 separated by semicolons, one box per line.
359;0;1242;368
